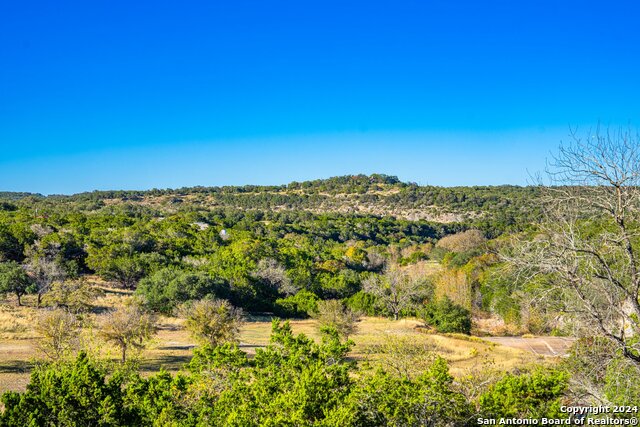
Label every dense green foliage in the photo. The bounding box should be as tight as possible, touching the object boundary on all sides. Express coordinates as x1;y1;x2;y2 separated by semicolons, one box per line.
0;352;133;426
421;296;472;334
0;260;33;305
274;290;319;317
479;369;569;419
1;322;571;426
2;175;631;423
137;268;229;314
2;176;513;315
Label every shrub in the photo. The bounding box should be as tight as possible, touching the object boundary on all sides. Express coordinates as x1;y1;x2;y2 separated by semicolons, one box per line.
445;248;483;268
35;309;81;361
136;267;229;314
42;279;100;313
422;296;472;334
99;304;157;362
316;270;361;299
122;370;192;426
312;299;359;339
344;290;378;316
181;298;244;346
187;342;248;373
274;290;319;318
479;369;569;419
399;251;428;266
328;357;473;425
0;352;133;426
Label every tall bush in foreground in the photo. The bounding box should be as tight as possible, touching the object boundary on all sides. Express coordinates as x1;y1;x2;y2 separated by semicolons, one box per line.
479;369;569;419
0;352;134;426
325;357;473;426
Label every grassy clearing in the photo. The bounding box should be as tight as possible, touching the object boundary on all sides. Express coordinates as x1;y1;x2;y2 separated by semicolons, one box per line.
0;289;545;395
0;299;39;341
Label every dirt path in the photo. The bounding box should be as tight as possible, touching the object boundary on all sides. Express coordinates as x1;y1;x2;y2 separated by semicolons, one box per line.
484;336;575;356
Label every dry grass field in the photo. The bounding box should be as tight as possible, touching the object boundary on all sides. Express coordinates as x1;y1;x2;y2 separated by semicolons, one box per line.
0;288;548;395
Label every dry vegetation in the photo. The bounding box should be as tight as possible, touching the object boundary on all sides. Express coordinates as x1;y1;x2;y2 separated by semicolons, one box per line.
0;282;546;395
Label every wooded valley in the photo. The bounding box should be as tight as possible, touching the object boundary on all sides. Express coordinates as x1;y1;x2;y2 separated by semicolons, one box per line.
1;132;640;425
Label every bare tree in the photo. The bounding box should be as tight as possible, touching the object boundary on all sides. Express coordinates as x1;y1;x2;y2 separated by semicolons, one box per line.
99;304;157;362
42;278;100;313
506;126;640;367
363;249;386;272
363;267;429;320
313;299;359;339
364;334;438;379
436;229;486;253
252;258;297;296
25;242;66;308
35;309;81;361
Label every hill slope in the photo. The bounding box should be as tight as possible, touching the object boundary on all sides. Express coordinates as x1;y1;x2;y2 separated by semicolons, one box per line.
1;174;541;227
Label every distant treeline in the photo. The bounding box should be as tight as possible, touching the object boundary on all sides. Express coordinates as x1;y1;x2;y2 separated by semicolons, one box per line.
0;175;543;235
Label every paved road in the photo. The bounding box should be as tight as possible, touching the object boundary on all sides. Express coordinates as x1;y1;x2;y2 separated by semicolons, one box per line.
484;336;576;356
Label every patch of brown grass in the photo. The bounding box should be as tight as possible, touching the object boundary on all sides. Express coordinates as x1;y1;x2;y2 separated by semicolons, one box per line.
0;290;547;395
0;303;38;340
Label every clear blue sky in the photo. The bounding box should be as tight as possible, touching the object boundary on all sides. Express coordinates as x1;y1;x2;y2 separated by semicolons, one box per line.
1;1;639;194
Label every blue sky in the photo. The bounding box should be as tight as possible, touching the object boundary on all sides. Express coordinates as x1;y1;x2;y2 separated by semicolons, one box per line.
1;1;639;194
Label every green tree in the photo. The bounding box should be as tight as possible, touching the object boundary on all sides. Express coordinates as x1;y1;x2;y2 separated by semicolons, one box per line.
97;255;148;289
208;321;354;426
0;261;33;305
325;357;472;426
422;296;472;334
136;267;229;314
0;227;24;262
0;352;134;426
274;289;319;318
344;290;379;316
123;370;193;427
479;369;569;419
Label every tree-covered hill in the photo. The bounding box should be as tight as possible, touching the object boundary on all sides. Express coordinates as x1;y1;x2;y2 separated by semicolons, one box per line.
1;174;542;229
0;174;541;317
